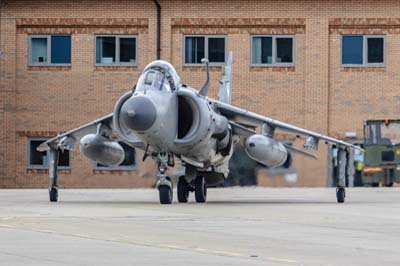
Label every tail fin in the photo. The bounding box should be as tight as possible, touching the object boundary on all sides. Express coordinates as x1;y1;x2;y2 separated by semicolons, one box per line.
218;51;233;104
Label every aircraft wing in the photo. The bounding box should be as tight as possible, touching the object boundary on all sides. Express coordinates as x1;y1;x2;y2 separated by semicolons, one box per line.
212;100;363;152
37;113;145;152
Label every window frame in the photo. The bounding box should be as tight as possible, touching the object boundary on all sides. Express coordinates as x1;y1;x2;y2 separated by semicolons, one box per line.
93;141;137;171
183;35;227;66
341;35;386;67
26;137;71;170
95;34;138;67
250;35;295;67
28;35;72;66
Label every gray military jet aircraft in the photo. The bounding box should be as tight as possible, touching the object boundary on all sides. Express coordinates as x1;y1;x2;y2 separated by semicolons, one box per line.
38;52;361;204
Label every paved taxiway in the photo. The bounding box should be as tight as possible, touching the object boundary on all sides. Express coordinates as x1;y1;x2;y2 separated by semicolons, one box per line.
0;188;399;266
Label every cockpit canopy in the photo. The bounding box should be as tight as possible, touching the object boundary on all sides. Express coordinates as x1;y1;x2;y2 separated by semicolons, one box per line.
138;60;181;92
137;69;172;92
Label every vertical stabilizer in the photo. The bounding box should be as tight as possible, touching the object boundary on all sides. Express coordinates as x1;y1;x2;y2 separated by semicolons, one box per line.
218;51;233;104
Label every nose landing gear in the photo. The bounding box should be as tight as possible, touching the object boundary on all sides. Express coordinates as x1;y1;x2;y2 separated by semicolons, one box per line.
156;153;173;204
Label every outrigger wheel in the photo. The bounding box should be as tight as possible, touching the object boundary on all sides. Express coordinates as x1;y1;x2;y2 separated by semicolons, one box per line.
336;187;345;203
49;187;58;202
177;176;189;203
195;175;207;203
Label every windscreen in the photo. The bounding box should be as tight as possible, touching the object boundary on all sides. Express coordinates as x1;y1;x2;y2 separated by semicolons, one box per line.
380;123;400;145
136;70;171;92
365;122;400;145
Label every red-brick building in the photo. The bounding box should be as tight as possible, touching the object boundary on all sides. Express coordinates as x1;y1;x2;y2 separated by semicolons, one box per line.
1;0;399;188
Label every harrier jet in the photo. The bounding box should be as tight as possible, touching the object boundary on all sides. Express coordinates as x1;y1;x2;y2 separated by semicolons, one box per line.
38;52;361;204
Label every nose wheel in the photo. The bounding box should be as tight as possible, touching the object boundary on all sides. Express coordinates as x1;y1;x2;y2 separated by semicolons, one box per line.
156;153;173;204
159;185;173;204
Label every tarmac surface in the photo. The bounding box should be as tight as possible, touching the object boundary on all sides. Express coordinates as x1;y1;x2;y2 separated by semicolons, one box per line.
0;187;399;266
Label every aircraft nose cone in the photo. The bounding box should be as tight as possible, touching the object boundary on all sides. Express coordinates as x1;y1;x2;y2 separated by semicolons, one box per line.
120;96;156;131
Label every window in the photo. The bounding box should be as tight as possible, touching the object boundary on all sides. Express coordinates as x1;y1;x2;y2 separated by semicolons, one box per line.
27;138;70;169
251;35;294;66
342;35;385;66
29;35;71;65
184;35;226;65
95;35;137;65
95;142;136;170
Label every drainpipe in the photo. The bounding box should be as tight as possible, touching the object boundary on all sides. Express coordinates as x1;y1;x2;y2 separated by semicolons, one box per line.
153;0;161;60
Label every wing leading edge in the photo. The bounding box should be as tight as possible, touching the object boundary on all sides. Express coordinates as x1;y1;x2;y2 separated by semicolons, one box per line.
37;113;145;153
37;113;114;152
213;99;363;152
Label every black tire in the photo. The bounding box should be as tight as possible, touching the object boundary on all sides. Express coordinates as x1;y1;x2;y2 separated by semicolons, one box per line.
177;176;189;203
372;182;379;187
195;176;207;203
49;187;58;202
159;185;173;204
336;187;345;203
385;182;394;187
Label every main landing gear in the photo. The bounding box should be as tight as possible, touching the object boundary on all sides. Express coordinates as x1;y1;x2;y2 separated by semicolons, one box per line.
177;175;207;203
156;157;207;204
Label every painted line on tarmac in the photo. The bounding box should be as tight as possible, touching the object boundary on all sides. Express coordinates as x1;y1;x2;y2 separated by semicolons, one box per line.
0;216;15;221
0;224;16;228
212;250;243;257
267;257;297;263
0;224;299;265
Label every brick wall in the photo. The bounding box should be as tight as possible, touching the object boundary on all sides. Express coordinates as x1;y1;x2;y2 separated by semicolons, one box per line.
1;0;400;188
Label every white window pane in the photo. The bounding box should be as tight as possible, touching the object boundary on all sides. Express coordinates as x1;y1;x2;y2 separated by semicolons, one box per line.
31;38;48;63
252;37;262;64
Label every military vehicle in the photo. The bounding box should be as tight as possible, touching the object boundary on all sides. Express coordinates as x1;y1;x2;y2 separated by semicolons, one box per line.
362;119;400;186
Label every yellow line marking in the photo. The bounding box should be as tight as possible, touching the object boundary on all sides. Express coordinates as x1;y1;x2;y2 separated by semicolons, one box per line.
0;216;15;221
213;250;243;257
267;257;297;263
0;224;15;228
0;226;299;265
194;248;208;252
71;233;91;238
158;244;180;249
33;229;56;234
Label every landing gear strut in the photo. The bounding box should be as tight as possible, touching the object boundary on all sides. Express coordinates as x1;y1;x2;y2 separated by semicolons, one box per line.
336;147;348;203
156;153;173;204
48;148;59;202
